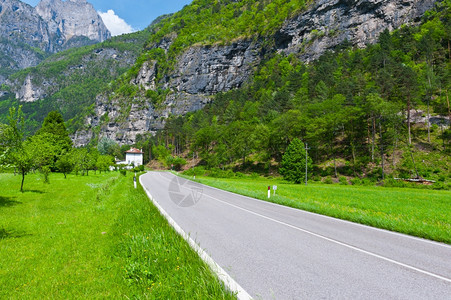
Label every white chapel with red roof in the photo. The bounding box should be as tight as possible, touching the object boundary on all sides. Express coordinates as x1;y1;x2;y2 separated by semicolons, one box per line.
125;148;144;166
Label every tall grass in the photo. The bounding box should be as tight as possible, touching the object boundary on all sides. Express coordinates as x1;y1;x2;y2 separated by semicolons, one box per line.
187;175;451;244
0;172;234;298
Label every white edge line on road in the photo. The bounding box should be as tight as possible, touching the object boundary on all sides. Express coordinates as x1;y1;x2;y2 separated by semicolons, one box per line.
158;172;451;284
201;193;451;284
139;174;253;300
171;173;451;249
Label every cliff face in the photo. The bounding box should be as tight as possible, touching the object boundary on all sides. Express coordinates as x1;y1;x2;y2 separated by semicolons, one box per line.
276;0;436;61
36;0;110;50
0;0;50;75
0;0;110;78
73;40;262;146
77;0;436;146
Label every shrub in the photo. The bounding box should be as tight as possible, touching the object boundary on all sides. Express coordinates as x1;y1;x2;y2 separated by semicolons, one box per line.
166;156;187;171
250;172;260;179
120;169;127;176
339;176;348;185
311;175;321;182
350;178;361;185
323;176;333;184
235;172;245;178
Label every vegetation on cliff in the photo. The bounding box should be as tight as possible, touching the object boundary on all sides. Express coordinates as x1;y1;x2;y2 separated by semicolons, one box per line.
146;1;450;186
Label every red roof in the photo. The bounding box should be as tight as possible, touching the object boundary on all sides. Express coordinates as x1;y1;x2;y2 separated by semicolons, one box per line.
125;148;144;154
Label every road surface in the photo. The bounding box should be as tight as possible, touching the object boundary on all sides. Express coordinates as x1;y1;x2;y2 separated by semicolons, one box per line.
140;172;451;299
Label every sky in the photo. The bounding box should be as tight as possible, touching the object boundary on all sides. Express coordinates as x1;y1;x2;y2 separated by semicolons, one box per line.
22;0;192;36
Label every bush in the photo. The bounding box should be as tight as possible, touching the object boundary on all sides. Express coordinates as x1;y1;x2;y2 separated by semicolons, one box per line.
235;172;245;178
350;178;361;185
184;166;206;177
311;175;321;182
323;176;333;184
166;156;187;171
120;169;127;176
138;165;145;172
339;176;348;185
250;172;260;179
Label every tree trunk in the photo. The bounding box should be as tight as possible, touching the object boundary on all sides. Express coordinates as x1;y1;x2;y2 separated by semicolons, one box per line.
409;147;419;178
392;137;397;167
21;170;25;193
64;172;67;179
379;123;384;181
371;117;376;162
407;97;412;145
330;142;337;178
351;142;357;176
427;98;431;143
446;90;450;131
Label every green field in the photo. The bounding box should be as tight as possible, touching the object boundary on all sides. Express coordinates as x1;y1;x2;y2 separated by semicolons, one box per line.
0;172;234;299
187;175;451;244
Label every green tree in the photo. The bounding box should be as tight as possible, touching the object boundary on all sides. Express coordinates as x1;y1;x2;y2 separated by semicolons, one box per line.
97;137;120;156
279;138;312;183
28;133;58;183
96;155;114;173
56;151;75;178
36;111;72;152
11;140;35;192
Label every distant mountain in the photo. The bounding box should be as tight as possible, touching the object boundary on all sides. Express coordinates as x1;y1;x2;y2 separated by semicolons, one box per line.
0;0;110;81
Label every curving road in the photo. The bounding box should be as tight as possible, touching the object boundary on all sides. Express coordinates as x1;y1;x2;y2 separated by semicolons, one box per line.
140;172;451;299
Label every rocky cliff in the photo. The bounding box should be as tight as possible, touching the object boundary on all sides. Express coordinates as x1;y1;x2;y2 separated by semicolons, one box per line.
36;0;110;50
76;0;436;146
276;0;436;61
0;0;110;79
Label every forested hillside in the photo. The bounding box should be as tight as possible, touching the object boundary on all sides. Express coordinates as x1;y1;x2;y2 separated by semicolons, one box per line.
0;29;151;134
146;1;450;185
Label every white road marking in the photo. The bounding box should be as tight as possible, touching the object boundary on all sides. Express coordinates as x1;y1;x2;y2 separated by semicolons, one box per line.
140;174;253;300
157;172;451;284
177;173;451;249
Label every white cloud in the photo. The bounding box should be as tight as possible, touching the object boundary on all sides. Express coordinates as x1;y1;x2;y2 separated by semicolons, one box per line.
98;10;135;37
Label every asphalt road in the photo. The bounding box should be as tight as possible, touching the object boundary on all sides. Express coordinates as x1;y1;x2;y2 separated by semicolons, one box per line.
140;172;451;299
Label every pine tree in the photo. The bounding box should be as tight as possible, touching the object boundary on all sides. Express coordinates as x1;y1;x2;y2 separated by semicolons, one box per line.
279;138;312;183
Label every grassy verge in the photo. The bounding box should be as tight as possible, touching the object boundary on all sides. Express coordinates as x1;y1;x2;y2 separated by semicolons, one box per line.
183;175;451;244
0;172;235;299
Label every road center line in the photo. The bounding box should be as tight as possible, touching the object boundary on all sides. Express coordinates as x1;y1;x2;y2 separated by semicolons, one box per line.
157;173;451;284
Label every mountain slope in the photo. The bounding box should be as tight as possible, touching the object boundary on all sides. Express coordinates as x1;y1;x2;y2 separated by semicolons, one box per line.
75;0;438;146
0;29;150;135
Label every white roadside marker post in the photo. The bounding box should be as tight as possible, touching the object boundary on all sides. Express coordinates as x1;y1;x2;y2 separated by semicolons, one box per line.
273;185;277;196
267;186;270;199
134;172;137;189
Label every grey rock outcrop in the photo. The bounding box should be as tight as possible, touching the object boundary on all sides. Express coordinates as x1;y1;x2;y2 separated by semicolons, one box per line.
276;0;436;61
166;41;260;95
79;40;261;146
36;0;110;50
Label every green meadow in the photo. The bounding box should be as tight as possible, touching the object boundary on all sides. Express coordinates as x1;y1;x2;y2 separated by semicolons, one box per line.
0;172;234;299
188;176;451;244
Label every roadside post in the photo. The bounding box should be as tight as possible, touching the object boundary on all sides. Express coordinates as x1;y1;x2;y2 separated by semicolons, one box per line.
273;185;277;196
268;186;270;199
133;174;137;189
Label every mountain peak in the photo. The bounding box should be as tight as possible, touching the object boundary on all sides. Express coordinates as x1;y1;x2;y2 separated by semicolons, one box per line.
36;0;110;43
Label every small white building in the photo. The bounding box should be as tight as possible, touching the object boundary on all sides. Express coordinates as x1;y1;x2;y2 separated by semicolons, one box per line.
125;148;144;166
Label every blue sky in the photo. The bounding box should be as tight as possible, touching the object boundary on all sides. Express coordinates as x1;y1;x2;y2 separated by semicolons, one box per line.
22;0;192;35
